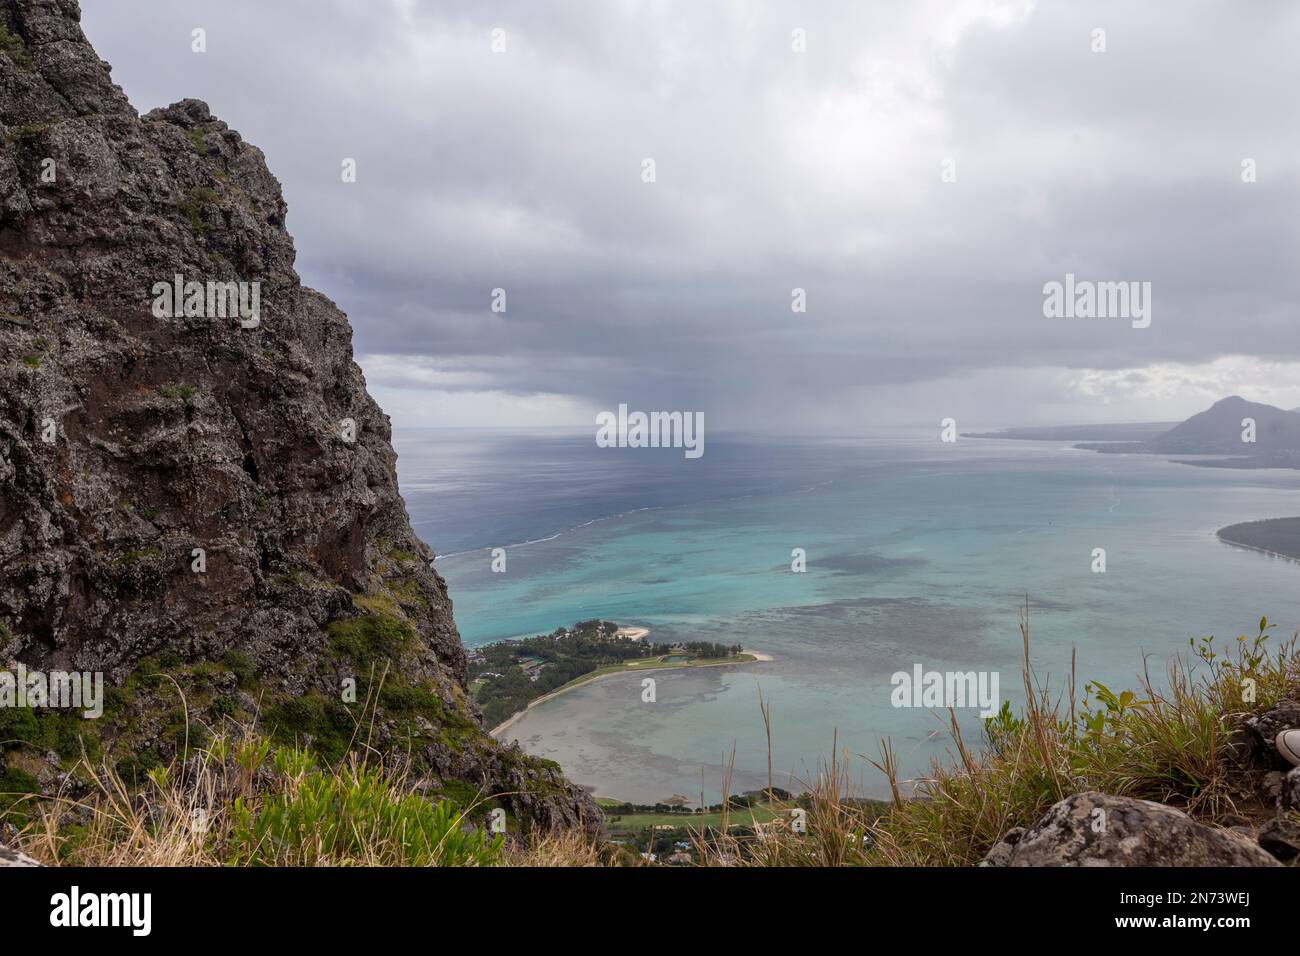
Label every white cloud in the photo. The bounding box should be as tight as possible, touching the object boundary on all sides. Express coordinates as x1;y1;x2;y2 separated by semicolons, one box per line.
1068;358;1300;415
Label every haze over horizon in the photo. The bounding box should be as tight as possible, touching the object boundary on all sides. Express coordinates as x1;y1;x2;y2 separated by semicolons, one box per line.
82;0;1300;432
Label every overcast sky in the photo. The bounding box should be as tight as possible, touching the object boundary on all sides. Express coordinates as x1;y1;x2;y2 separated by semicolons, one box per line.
83;0;1300;431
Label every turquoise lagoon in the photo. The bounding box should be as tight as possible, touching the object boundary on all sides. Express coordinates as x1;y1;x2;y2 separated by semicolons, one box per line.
395;429;1300;804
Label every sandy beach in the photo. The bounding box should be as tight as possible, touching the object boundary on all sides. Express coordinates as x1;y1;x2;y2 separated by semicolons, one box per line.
489;646;772;738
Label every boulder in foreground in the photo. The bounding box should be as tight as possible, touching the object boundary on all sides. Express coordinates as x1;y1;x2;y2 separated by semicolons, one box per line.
0;843;40;866
983;792;1282;867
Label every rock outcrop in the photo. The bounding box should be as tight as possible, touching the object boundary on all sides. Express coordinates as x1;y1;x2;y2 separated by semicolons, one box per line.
982;792;1282;867
0;0;597;834
1257;817;1300;862
0;842;39;865
1239;701;1300;770
1283;767;1300;812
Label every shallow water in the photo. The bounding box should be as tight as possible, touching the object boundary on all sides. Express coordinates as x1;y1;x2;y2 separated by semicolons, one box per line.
396;429;1300;804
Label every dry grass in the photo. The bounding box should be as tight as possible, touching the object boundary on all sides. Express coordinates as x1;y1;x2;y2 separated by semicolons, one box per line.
702;606;1299;867
16;726;503;867
8;609;1295;867
502;828;630;866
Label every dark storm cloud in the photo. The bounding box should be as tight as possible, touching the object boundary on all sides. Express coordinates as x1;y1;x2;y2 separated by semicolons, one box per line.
82;1;1300;428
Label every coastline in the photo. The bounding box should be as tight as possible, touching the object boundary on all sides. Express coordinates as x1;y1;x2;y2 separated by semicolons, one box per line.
489;648;772;739
1216;516;1300;563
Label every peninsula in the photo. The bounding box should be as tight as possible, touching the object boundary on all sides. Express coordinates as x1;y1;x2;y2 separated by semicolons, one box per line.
1216;517;1300;562
468;620;764;734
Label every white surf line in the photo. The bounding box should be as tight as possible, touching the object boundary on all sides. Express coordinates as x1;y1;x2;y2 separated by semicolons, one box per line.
427;507;656;560
1216;533;1300;564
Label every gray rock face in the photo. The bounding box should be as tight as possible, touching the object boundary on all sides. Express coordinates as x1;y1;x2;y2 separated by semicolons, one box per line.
0;843;40;866
1242;702;1300;771
977;826;1023;867
983;792;1281;867
1283;767;1300;812
0;0;598;834
1263;771;1285;804
1257;817;1300;862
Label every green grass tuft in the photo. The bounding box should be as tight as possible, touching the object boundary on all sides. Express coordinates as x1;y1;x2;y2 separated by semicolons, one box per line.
327;609;415;663
177;186;220;237
184;128;207;154
0;22;32;71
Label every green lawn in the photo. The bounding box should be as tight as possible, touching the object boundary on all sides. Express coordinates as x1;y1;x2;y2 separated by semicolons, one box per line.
599;799;785;834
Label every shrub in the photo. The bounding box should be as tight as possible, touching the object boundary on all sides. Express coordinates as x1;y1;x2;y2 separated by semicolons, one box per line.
0;22;32;71
327;611;414;663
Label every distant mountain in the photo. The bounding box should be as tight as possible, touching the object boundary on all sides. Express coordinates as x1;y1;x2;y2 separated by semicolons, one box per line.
1140;396;1300;455
967;398;1300;463
964;399;1300;450
964;422;1176;442
1071;397;1300;468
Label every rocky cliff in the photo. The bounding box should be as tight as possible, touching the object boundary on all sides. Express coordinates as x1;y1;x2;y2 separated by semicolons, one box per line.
0;0;597;834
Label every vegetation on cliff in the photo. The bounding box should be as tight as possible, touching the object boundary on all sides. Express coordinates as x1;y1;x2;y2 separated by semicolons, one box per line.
7;612;1296;867
0;0;597;835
